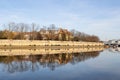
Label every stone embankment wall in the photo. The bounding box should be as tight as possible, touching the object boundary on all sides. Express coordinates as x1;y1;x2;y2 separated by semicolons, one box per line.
0;40;104;47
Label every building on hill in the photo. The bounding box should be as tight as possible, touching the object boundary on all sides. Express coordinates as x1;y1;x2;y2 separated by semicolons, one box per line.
39;28;73;41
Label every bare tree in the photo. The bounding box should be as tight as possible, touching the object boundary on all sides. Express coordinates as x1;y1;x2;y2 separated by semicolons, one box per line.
30;23;39;40
13;23;29;39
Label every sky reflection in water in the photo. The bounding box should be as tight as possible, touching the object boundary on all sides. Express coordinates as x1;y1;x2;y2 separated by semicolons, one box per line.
0;48;120;80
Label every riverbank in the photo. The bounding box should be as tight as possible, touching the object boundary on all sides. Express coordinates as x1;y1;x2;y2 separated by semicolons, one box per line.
0;40;104;49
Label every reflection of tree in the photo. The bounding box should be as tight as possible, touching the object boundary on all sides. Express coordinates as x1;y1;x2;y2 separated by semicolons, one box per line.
0;52;100;73
70;52;99;65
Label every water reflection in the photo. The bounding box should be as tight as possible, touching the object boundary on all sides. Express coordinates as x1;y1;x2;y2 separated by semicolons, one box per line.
1;47;120;80
0;51;100;73
0;47;104;56
108;47;120;53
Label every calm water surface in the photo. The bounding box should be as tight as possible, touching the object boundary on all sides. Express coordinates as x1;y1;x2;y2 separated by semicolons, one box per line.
0;48;120;80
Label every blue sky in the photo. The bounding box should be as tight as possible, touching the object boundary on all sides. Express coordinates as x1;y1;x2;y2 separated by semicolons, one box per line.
0;0;120;40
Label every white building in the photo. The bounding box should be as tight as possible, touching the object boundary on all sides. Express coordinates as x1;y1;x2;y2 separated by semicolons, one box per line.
105;39;120;47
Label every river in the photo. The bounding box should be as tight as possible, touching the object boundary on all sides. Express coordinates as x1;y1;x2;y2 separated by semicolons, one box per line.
0;47;120;80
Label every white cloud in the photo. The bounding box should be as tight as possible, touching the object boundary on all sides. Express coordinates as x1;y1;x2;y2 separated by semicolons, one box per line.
10;15;20;19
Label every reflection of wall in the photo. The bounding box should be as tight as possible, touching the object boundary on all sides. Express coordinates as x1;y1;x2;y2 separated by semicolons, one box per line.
0;51;100;73
0;47;104;56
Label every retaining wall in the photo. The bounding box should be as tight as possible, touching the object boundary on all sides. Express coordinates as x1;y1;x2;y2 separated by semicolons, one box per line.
0;40;104;46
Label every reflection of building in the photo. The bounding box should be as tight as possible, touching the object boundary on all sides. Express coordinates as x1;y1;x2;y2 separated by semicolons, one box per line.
108;47;120;53
0;51;100;73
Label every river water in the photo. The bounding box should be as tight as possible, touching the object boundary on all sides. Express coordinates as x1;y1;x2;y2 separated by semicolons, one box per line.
0;48;120;80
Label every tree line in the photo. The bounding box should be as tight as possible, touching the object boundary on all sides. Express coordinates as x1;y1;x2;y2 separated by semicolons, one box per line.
0;22;100;42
